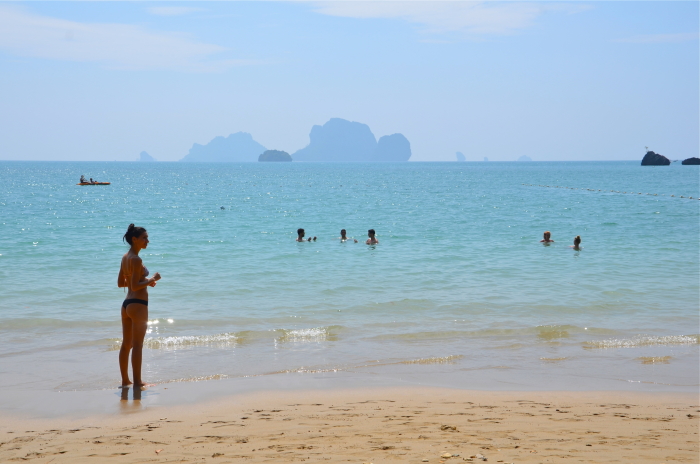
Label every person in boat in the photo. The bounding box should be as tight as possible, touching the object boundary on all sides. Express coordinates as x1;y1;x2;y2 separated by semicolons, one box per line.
117;224;161;388
540;231;554;243
89;177;96;184
80;175;87;183
366;229;379;245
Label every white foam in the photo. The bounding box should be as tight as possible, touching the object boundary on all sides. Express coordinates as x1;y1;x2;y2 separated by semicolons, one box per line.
110;333;238;350
276;327;334;343
584;335;699;349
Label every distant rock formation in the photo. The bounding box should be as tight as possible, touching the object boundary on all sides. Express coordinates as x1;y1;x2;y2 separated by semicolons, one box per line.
292;118;411;162
375;134;411;162
681;157;700;165
641;151;670;166
139;151;156;162
483;157;489;162
456;152;466;162
180;132;266;162
259;150;292;162
517;155;532;162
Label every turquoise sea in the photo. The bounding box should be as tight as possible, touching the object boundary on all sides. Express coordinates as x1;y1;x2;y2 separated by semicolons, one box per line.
1;161;698;406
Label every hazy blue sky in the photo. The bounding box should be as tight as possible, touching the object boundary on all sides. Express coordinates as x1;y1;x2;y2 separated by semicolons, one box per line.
0;1;697;161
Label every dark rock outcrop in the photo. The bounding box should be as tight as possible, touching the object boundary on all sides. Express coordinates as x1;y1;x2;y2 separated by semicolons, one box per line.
292;118;411;162
139;151;156;162
180;132;266;162
641;151;670;166
259;150;292;162
455;151;466;162
681;157;700;165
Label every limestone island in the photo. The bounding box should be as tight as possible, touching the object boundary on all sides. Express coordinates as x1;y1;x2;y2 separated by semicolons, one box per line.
292;118;411;162
180;132;266;162
259;150;292;162
139;151;156;162
641;150;670;166
681;157;700;165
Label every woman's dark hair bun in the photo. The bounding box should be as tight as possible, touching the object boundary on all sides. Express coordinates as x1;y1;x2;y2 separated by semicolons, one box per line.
123;224;147;245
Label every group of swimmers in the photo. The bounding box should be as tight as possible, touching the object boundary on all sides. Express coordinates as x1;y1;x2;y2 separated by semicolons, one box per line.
296;228;379;245
540;231;582;250
118;224;577;389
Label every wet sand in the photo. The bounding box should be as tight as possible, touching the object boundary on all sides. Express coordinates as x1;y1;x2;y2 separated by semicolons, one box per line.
0;387;697;463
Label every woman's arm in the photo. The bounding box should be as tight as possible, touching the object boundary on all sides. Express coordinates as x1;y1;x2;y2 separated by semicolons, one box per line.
117;266;126;288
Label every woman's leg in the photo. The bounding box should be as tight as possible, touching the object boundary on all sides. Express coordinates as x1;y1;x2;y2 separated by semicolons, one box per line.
125;303;149;386
119;306;133;386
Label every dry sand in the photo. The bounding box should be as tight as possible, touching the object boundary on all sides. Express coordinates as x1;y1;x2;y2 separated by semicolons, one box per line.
0;387;697;463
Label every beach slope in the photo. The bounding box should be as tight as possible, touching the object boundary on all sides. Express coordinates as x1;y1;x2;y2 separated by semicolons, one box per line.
1;387;697;463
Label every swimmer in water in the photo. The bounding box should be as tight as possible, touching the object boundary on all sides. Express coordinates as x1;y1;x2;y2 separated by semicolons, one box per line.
296;228;306;242
117;224;161;388
570;235;582;250
540;231;554;243
312;236;317;241
366;229;379;245
340;229;358;243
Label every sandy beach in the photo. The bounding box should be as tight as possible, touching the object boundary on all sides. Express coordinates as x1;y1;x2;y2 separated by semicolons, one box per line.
1;387;697;463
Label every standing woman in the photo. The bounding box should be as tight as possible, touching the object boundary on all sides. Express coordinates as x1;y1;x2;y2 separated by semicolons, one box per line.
118;224;161;387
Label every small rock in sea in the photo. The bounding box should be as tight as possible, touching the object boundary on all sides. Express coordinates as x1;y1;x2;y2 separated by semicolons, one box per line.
220;206;225;210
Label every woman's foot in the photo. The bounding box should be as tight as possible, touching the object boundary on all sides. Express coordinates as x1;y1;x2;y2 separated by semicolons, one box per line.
134;382;156;387
121;380;133;387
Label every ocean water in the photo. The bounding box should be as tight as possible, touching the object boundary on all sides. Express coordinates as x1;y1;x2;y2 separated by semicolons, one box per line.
1;161;698;400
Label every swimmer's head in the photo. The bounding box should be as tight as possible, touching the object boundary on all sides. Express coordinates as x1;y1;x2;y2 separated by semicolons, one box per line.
123;223;147;246
341;229;346;236
574;235;581;246
368;229;375;236
543;231;551;240
297;228;305;237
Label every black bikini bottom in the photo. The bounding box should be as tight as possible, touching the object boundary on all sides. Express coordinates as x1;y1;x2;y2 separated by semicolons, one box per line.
122;298;148;309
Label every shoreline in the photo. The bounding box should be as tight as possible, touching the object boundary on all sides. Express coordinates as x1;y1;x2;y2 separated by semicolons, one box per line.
2;368;697;421
1;386;697;463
